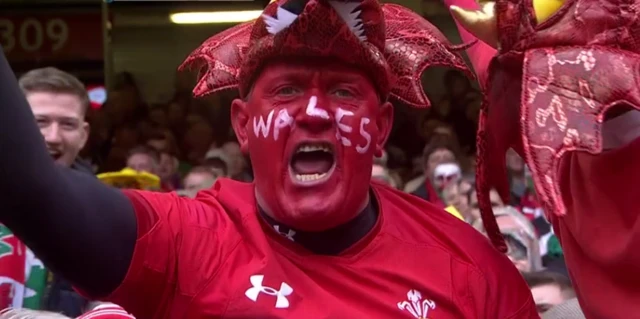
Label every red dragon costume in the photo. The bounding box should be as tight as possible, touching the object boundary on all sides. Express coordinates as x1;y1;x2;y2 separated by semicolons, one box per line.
446;0;640;317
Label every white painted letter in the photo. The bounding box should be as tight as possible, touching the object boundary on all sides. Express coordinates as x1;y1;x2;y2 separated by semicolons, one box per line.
335;107;354;146
306;96;329;119
356;117;371;154
274;109;293;141
253;110;275;138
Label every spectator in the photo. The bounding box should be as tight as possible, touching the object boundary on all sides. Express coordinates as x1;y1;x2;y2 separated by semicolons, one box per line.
406;136;461;206
541;298;585;319
431;161;462;191
221;141;251;181
147;103;168;128
107;72;146;127
371;164;397;188
468;188;504;224
204;148;230;177
145;129;178;156
183;166;223;193
506;148;527;204
434;70;481;153
18;67;92;315
21;68;89;167
126;145;159;176
475;206;542;273
183;119;214;164
524;271;577;316
165;93;189;137
145;129;183;189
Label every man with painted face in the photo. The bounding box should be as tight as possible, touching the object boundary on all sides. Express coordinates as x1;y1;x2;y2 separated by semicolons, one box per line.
0;0;537;318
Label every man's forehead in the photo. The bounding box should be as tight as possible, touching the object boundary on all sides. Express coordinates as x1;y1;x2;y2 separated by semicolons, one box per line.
129;153;153;162
258;58;372;82
27;91;85;119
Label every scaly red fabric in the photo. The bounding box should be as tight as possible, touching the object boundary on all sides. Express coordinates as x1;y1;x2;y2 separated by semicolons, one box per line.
181;0;474;108
446;0;640;251
446;0;640;317
495;0;640;220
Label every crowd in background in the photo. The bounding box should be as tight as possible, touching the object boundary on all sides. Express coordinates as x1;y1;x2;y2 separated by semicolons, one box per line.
8;65;580;317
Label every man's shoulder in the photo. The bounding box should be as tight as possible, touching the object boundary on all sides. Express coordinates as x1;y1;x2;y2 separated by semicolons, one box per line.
126;178;255;221
196;178;255;209
373;185;536;318
374;183;514;270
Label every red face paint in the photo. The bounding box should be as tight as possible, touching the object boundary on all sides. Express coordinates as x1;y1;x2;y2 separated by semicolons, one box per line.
232;59;392;231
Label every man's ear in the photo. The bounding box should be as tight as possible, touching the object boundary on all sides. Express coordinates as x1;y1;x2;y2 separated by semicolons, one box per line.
231;98;250;154
374;101;394;157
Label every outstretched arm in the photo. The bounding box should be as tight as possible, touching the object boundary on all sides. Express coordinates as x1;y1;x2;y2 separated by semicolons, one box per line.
443;0;497;88
0;49;136;298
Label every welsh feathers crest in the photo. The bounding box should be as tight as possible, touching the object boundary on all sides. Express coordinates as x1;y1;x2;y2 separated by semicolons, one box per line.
397;289;436;318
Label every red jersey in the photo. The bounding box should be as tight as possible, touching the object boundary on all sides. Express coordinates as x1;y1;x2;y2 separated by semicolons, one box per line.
97;179;536;318
551;137;640;319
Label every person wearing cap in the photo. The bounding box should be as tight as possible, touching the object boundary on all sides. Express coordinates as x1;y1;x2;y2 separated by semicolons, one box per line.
0;0;537;317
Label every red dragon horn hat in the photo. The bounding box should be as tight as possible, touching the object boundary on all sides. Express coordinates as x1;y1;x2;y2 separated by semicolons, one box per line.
181;0;475;108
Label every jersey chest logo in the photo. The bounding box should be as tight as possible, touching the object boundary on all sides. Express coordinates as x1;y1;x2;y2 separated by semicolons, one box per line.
397;289;436;318
245;274;293;309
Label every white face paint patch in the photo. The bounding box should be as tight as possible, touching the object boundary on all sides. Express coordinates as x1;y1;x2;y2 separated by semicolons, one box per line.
335;107;354;146
274;109;293;141
356;117;371;154
306;96;330;119
253;110;275;138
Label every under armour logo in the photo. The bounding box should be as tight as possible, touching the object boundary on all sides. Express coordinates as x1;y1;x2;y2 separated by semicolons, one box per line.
245;274;293;309
274;225;296;241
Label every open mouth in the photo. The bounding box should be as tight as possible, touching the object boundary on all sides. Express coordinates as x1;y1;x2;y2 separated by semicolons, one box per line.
48;150;62;161
289;142;336;184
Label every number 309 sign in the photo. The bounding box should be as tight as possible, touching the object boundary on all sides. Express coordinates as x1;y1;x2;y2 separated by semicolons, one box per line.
0;12;103;62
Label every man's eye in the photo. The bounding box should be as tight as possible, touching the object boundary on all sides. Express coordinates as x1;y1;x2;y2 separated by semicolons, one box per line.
61;122;79;130
333;89;353;98
276;86;300;96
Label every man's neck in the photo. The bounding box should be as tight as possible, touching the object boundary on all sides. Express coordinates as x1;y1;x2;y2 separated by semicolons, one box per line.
258;195;379;255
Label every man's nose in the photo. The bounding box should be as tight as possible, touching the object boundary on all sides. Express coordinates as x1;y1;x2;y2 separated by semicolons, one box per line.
295;96;333;133
42;123;62;145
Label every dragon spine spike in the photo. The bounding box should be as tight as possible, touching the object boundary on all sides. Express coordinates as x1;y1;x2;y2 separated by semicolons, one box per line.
263;7;299;35
329;1;367;41
263;0;310;35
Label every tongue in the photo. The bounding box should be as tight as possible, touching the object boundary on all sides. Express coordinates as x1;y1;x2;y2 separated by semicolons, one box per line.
291;151;333;174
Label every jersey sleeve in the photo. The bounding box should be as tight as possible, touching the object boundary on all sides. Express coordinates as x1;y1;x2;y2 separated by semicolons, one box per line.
99;190;232;318
468;255;539;318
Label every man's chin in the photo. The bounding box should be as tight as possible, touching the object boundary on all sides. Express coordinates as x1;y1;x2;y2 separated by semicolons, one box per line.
53;156;73;167
277;195;351;231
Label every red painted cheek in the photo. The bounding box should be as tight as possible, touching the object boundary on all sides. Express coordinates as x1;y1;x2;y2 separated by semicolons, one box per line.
250;108;294;142
334;107;375;154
